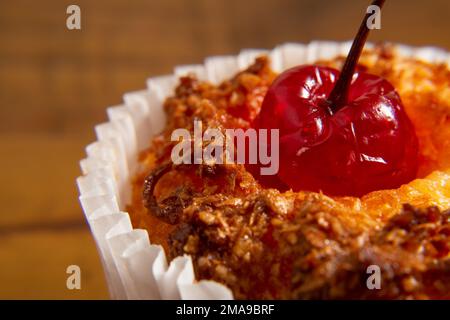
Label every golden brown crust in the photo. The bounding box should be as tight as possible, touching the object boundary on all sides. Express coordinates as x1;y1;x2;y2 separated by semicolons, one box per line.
170;192;449;299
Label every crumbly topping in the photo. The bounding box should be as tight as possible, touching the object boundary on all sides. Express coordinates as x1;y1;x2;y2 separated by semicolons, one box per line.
169;192;449;299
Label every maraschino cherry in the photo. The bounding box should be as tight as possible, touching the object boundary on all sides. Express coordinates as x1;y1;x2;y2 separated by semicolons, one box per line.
254;0;419;197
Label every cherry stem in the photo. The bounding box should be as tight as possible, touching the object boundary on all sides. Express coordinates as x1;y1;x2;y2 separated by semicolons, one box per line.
327;0;386;113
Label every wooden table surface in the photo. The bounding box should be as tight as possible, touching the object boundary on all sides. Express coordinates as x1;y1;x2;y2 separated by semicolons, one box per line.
0;0;448;299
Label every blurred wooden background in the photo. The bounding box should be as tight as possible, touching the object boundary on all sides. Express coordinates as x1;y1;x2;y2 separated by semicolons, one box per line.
0;0;448;299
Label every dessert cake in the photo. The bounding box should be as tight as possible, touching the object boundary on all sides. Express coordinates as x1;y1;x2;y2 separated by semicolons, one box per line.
127;45;450;299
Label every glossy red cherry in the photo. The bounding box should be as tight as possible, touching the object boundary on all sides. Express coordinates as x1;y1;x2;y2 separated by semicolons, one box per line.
253;0;419;196
255;66;419;196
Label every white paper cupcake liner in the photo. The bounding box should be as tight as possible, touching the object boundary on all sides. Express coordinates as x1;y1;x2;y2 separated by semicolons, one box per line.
77;41;450;300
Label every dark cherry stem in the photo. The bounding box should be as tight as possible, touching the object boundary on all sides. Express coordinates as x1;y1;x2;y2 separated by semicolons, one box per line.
327;0;386;113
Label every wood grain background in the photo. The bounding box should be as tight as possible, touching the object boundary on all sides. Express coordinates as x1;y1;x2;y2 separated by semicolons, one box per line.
0;0;448;299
